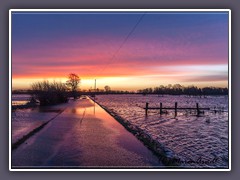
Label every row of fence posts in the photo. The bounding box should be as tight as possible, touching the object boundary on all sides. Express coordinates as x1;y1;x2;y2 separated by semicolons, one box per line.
145;102;202;116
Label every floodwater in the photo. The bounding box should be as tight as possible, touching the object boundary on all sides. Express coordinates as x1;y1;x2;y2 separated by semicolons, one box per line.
12;107;67;146
12;98;162;168
12;94;31;106
95;94;229;168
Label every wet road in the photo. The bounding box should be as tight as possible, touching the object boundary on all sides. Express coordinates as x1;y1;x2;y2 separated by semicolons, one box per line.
12;98;163;168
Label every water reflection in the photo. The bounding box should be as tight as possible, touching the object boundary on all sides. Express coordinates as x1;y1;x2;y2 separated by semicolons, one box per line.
94;101;96;115
71;108;76;114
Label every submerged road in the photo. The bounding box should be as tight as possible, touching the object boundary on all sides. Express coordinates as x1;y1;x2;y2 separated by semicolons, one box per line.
12;98;163;168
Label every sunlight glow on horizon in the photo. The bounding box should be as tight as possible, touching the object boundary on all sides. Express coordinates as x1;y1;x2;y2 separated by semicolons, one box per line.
12;73;228;91
11;12;229;91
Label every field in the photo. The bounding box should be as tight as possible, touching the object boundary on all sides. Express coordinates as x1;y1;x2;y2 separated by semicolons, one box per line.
11;94;229;168
95;94;229;168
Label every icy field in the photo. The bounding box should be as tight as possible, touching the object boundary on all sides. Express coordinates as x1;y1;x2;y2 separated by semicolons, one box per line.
95;94;229;168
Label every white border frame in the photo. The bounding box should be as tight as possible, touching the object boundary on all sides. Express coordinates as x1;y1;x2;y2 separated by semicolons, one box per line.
9;9;231;172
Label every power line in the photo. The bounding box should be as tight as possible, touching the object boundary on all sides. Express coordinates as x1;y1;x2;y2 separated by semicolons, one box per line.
96;12;147;75
85;13;146;90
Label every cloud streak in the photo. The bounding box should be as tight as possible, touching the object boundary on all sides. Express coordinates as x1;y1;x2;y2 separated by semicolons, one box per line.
12;12;229;89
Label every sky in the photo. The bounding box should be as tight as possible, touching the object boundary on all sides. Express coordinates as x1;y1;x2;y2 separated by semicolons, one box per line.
11;11;229;91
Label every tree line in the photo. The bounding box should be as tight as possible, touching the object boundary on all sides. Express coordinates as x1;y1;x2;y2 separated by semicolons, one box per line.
137;84;228;96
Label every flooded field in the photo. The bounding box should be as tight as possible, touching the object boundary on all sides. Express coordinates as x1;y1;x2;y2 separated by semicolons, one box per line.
95;94;229;168
12;98;163;167
12;94;31;106
11;98;67;145
11;94;229;168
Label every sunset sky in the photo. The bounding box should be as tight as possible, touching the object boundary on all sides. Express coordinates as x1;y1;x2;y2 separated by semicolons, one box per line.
11;11;229;91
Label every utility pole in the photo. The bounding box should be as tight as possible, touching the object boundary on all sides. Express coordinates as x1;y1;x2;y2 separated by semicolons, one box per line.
94;79;97;113
94;79;96;100
94;79;96;92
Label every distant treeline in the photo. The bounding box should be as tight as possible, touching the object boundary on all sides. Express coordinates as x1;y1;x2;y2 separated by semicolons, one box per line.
13;84;228;96
137;84;228;95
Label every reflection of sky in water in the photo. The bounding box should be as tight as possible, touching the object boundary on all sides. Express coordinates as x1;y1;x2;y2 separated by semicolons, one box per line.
11;101;68;145
71;100;124;130
12;97;159;167
12;100;29;106
11;95;229;167
12;94;31;105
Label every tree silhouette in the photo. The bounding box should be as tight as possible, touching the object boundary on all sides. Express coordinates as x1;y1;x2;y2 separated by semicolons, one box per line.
66;73;80;99
104;85;111;93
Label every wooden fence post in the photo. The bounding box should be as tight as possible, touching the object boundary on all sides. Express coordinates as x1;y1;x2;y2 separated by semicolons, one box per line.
196;103;200;115
175;102;177;116
145;102;149;116
160;102;163;115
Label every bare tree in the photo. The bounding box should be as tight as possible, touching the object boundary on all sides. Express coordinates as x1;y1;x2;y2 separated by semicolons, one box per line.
104;85;111;93
66;73;80;99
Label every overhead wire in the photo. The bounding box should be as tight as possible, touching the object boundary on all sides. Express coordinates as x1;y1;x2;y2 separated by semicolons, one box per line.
94;12;147;76
83;12;147;90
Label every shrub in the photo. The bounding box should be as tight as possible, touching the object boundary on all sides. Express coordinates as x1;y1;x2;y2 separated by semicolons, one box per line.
31;81;68;106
